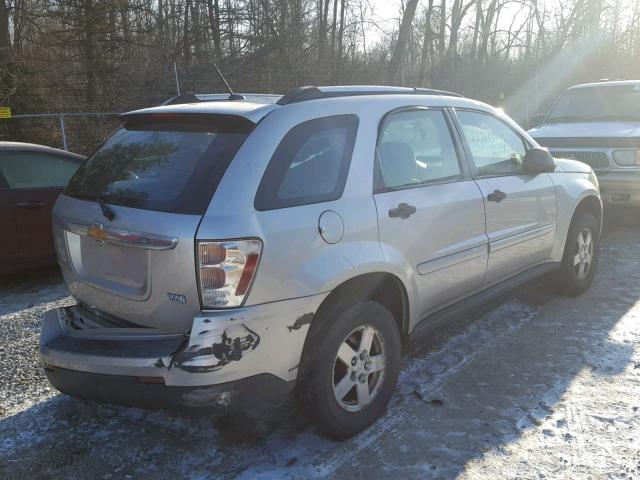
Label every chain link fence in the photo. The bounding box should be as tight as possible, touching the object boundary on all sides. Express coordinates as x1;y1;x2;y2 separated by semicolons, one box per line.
0;112;121;156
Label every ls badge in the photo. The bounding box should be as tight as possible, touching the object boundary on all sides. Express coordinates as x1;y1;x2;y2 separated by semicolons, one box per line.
167;292;187;304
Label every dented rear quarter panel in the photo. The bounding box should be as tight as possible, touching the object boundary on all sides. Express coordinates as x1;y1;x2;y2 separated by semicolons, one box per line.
41;293;330;387
171;292;330;385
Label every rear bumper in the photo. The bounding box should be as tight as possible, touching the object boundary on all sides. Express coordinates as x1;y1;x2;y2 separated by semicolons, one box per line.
40;292;329;410
44;366;293;411
597;171;640;206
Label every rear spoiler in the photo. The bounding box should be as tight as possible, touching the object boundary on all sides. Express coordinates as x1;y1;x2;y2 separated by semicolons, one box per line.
116;112;258;132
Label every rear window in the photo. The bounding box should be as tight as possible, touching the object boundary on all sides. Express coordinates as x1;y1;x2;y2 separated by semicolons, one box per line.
65;115;254;214
254;115;358;211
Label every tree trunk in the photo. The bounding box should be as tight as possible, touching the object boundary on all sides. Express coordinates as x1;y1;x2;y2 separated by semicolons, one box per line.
470;0;482;60
83;0;97;106
438;0;447;59
419;0;435;83
447;0;474;60
120;1;131;60
158;0;166;59
0;0;12;65
329;0;338;78
334;0;346;82
318;0;331;66
386;0;420;83
192;0;202;62
206;0;222;59
183;0;191;67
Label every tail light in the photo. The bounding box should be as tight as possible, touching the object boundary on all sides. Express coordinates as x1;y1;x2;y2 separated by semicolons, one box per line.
197;239;262;308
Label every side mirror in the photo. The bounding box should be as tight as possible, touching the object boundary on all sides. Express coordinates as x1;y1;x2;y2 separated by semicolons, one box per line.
531;113;547;127
523;148;556;174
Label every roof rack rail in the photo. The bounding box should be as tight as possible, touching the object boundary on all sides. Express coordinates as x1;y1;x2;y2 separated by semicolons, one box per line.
162;93;201;106
276;86;462;105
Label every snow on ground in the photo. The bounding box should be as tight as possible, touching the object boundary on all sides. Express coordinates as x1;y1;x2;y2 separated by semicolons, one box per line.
0;224;639;479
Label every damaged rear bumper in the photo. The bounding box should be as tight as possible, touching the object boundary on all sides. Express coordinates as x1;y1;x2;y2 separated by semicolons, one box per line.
39;292;329;410
43;366;292;411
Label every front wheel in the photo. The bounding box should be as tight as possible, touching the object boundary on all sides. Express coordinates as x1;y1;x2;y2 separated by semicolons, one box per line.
296;300;401;439
553;212;600;296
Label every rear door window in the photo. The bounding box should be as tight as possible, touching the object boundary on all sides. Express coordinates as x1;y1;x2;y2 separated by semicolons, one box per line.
376;109;462;190
65;115;254;214
254;115;358;210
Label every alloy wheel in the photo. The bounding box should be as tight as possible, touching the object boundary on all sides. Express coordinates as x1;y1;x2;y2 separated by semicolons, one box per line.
574;228;594;280
332;325;386;412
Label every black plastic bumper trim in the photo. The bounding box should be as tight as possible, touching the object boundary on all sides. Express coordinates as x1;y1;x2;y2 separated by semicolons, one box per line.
45;366;294;412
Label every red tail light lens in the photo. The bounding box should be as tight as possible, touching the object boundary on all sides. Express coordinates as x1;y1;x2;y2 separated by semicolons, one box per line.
235;253;259;296
197;240;262;308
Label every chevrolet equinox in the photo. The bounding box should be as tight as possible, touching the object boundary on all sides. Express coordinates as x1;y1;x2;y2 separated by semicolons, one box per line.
40;86;602;438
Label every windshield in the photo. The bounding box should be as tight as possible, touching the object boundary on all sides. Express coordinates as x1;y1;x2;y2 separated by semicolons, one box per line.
547;84;640;123
65;116;253;214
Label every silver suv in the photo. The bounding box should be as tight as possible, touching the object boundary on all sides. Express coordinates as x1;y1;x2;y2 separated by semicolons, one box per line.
40;86;602;438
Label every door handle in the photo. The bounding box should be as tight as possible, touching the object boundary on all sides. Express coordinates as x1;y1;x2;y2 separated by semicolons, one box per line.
15;201;46;209
487;190;507;203
388;202;417;219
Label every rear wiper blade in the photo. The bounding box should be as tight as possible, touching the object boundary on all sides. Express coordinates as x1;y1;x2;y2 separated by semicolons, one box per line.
98;196;116;221
68;193;116;221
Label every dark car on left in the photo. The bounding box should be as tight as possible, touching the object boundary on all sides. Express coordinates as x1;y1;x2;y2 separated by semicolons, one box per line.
0;142;84;275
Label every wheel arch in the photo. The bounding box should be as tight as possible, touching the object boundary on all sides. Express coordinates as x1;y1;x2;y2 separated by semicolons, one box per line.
297;272;410;381
570;195;603;237
554;193;602;262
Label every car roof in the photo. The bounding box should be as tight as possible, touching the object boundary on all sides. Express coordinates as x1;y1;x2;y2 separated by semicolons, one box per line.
122;86;488;124
0;141;85;161
568;80;640;90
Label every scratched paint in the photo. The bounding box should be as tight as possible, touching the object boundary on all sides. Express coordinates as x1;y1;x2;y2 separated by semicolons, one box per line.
287;313;314;332
173;324;260;373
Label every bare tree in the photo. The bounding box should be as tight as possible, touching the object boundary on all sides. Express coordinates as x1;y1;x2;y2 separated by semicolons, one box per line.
387;0;420;83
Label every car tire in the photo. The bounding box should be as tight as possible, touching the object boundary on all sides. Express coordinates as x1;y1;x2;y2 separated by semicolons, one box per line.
296;300;402;439
553;212;600;296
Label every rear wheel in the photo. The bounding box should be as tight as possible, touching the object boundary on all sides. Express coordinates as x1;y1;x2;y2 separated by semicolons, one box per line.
296;300;401;439
553;212;600;296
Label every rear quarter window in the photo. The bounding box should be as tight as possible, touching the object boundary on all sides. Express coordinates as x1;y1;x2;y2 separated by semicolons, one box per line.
254;115;358;211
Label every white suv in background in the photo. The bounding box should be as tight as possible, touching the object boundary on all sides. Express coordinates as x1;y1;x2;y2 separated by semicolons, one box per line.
529;80;640;207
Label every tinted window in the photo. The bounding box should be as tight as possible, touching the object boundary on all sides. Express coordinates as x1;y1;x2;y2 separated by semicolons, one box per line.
65;115;253;214
255;115;358;211
0;152;79;189
548;84;640;122
457;111;526;176
377;109;460;189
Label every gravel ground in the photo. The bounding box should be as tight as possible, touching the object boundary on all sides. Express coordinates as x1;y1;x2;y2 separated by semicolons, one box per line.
0;219;639;479
0;267;73;415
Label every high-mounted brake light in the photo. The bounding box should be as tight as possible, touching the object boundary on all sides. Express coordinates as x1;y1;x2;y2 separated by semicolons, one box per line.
197;239;262;308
